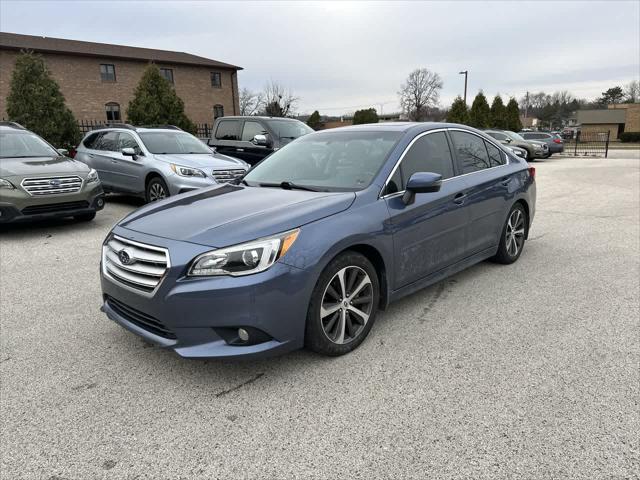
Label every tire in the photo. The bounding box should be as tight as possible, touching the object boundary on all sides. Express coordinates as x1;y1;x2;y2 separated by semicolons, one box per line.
305;251;380;356
146;177;170;203
74;212;96;222
492;203;528;264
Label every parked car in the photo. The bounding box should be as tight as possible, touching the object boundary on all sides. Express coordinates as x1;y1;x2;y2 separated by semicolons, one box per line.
99;122;536;359
75;124;250;203
519;131;564;155
0;122;104;223
208;116;314;166
485;129;550;159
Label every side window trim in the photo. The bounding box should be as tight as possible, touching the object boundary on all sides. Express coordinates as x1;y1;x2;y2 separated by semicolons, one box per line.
448;128;509;175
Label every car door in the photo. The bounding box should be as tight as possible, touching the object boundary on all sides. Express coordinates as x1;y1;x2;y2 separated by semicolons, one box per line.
109;132;146;193
449;129;510;255
384;130;470;288
239;120;272;165
211;119;242;159
88;131;120;189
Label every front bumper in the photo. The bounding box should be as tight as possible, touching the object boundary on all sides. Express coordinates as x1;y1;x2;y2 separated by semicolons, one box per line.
167;174;218;196
100;227;315;359
0;183;104;223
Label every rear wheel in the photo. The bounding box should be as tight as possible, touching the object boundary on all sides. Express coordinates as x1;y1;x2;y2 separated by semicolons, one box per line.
305;252;379;356
492;203;527;264
146;177;169;203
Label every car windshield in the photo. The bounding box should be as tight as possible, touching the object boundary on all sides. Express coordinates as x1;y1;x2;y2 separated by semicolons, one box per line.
0;132;58;158
266;120;314;143
244;130;402;192
138;131;211;154
505;131;526;141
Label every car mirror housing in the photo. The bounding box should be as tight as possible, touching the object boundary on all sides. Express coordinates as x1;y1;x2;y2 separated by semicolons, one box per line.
121;147;137;158
57;148;69;156
402;172;442;205
252;134;270;147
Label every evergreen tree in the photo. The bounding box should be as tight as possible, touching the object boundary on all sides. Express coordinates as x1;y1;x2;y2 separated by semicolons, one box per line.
6;51;80;149
306;110;321;130
447;96;468;124
127;64;196;133
352;108;379;125
505;98;523;131
467;91;491;129
489;95;506;129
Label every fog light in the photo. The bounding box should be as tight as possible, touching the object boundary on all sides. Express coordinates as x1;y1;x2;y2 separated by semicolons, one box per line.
238;328;249;342
97;198;104;207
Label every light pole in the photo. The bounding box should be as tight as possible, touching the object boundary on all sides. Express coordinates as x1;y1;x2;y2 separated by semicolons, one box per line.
459;70;468;105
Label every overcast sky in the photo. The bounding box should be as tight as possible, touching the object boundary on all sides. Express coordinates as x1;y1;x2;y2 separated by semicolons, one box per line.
1;0;639;115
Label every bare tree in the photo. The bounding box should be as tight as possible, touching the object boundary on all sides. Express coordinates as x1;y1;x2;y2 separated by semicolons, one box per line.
239;87;262;116
624;80;640;103
398;68;443;121
260;80;298;117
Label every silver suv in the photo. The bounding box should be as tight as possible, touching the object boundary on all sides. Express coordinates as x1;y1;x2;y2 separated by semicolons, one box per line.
75;125;250;202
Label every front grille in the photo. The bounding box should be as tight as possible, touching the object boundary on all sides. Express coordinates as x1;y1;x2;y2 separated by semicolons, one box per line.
106;295;176;339
22;201;89;215
21;176;83;196
102;235;169;294
211;168;246;183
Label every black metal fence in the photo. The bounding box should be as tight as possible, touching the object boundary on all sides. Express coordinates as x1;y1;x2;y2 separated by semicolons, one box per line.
75;120;213;138
563;131;610;158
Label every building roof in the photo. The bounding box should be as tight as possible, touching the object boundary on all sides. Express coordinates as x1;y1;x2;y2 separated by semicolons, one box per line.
576;109;626;124
0;32;242;70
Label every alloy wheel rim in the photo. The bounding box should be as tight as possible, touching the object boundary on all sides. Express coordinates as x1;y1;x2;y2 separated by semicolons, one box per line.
149;183;167;201
506;209;525;257
320;266;373;345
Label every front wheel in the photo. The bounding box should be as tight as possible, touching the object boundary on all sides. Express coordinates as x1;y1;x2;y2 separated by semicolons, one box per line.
305;252;380;356
492;204;527;264
146;177;170;203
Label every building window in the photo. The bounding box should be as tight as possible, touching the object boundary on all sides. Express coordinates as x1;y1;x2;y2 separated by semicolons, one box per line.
100;64;116;82
211;72;222;88
159;68;174;84
214;104;224;119
105;102;121;122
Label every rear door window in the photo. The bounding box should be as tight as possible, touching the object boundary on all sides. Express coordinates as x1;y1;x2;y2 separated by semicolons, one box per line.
485;141;506;167
215;120;240;140
450;131;491;174
95;131;119;152
488;131;508;142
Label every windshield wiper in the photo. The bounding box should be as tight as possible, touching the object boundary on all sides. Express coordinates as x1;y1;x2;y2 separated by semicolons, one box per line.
258;181;320;192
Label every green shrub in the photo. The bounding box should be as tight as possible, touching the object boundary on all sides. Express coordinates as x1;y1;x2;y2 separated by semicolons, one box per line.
352;108;379;125
619;132;640;142
6;51;80;149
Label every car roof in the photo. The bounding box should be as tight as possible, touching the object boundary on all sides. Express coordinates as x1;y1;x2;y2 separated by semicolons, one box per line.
218;116;303;122
329;122;485;135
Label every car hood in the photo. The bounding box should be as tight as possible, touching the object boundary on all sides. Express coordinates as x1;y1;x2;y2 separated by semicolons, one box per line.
118;184;356;248
0;155;90;178
153;153;249;170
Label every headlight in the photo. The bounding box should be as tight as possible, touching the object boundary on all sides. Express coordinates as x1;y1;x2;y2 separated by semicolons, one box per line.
86;168;99;183
188;229;300;277
0;178;15;189
170;164;206;178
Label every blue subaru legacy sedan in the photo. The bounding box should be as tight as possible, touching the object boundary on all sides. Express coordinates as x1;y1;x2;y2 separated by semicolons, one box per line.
100;123;536;358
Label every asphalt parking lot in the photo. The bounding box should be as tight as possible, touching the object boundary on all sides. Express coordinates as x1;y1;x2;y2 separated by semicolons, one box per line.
1;151;638;480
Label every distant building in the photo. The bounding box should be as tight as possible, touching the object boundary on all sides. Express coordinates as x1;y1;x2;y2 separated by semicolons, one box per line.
576;104;640;139
0;32;242;125
520;116;538;129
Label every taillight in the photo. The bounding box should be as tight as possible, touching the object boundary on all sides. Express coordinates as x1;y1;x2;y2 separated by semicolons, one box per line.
553;138;562;144
528;166;536;180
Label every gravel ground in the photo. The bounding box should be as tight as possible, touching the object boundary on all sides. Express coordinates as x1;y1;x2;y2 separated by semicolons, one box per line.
1;152;639;480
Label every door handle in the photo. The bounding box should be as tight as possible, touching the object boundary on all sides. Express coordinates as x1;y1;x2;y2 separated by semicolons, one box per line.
453;193;467;205
88;154;95;158
500;177;510;186
236;148;245;152
111;160;119;164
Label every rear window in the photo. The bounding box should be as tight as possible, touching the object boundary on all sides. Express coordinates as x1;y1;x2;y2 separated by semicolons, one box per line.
215;120;240;140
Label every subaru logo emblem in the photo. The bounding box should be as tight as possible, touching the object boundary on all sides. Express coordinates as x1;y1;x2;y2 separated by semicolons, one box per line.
118;249;133;265
49;179;61;186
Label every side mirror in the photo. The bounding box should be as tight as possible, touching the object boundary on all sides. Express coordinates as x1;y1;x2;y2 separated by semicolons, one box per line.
252;134;268;146
121;147;137;158
402;172;442;205
504;138;512;144
57;148;69;156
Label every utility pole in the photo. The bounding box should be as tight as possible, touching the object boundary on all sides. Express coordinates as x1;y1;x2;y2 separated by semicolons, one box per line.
459;70;468;105
524;91;530;119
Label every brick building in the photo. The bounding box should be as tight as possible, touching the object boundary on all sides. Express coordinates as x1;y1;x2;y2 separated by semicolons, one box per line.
576;103;640;139
0;32;242;125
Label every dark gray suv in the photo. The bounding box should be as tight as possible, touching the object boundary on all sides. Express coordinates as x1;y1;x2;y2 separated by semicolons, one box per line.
519;131;564;155
208;116;314;165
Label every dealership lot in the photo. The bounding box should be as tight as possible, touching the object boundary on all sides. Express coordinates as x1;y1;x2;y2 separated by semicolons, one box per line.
0;152;638;479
